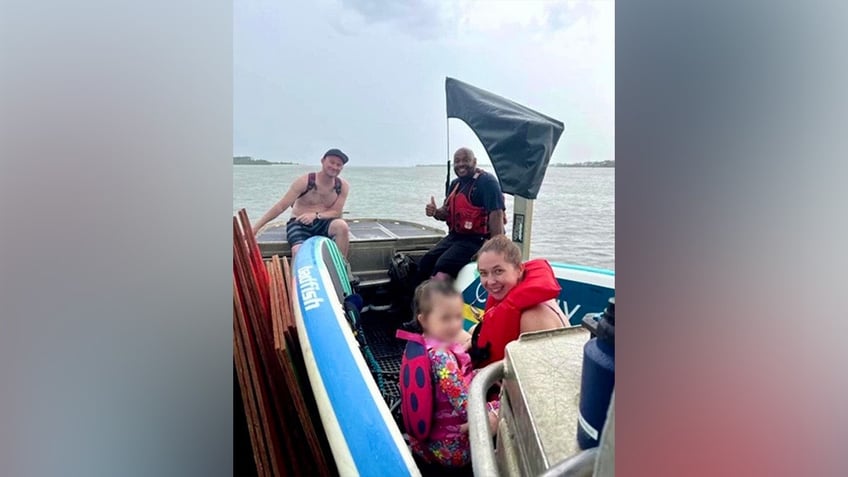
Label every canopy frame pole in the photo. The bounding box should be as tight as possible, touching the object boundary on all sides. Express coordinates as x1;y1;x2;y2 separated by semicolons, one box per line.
512;196;534;260
445;117;451;196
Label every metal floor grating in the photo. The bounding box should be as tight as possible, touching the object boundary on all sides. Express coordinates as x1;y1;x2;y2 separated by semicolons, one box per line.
358;311;406;425
365;328;405;361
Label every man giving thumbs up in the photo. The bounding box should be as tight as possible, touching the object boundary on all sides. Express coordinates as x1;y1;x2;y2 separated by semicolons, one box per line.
425;195;439;218
416;147;506;285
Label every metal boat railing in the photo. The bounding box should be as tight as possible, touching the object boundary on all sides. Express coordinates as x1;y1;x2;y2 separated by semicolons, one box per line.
468;361;504;477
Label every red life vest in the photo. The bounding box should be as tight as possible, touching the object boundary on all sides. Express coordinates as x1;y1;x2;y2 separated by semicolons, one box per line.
395;330;469;443
446;170;490;235
472;259;562;367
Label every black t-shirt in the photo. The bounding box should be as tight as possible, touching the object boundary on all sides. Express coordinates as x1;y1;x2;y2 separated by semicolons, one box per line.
446;171;505;213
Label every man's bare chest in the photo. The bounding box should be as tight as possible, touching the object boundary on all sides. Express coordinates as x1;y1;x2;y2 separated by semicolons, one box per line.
296;188;337;207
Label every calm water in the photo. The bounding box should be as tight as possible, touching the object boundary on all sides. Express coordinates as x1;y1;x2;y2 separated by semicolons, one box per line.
233;165;615;270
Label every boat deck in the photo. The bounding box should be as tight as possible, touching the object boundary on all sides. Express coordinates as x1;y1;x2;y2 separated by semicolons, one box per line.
257;218;445;285
257;218;444;247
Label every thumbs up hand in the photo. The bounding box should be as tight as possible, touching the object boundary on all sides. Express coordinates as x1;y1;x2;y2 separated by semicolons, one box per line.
425;195;438;217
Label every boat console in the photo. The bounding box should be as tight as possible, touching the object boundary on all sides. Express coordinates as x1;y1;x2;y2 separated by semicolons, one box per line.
469;328;615;477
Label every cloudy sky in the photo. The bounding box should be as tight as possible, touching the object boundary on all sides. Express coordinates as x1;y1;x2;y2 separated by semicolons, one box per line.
234;0;614;166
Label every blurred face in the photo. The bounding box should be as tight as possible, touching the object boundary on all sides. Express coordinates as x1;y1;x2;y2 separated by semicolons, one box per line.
321;155;345;177
453;150;476;178
418;292;465;343
477;251;523;301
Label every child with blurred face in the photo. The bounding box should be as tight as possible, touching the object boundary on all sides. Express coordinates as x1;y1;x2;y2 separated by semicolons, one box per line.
415;280;466;344
406;280;499;468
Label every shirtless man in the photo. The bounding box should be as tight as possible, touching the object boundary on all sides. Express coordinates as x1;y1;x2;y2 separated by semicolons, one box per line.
252;149;351;257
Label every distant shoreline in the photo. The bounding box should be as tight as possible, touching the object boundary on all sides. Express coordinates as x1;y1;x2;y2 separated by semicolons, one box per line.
233;156;298;165
551;160;614;168
233;158;613;168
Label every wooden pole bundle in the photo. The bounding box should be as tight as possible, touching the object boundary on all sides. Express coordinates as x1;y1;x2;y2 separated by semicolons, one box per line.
267;256;333;475
233;210;335;476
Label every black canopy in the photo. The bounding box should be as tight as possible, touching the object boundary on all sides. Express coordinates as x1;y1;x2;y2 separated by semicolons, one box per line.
445;77;565;200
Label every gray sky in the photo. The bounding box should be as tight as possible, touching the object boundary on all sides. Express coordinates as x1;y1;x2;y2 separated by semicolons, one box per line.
234;0;614;167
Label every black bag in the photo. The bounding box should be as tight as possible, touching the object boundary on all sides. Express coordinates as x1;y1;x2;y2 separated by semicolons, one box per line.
388;252;417;289
387;252;418;313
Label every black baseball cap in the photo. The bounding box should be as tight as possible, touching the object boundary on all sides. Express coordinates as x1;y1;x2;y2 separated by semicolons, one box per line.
323;148;349;164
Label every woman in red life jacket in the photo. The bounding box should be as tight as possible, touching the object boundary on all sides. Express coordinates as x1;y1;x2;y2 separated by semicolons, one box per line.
468;235;568;368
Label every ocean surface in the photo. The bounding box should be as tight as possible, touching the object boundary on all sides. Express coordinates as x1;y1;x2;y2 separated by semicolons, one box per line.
233;165;615;270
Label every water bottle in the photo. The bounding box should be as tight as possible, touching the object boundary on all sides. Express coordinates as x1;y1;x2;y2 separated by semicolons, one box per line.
576;297;615;449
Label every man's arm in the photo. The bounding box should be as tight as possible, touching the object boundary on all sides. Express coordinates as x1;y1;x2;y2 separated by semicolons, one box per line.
487;209;505;236
479;175;506;236
433;204;448;221
252;176;306;234
320;180;349;219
